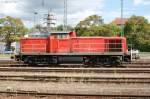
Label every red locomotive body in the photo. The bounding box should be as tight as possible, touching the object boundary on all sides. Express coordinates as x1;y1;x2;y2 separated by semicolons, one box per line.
16;32;128;66
20;38;47;53
71;37;127;53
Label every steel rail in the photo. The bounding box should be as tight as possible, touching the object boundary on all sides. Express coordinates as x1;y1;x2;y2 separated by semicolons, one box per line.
0;62;150;68
0;91;149;98
0;67;150;73
0;75;150;83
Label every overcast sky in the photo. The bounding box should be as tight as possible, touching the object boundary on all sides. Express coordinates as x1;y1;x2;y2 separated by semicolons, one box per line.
0;0;150;28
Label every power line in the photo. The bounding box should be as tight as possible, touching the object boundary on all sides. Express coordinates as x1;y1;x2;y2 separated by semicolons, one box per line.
34;12;38;26
42;0;45;7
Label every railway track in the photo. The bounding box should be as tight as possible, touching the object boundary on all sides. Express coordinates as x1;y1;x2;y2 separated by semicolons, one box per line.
0;59;150;68
0;69;148;98
0;59;149;98
0;91;149;99
0;60;149;84
0;75;149;83
0;62;150;68
0;67;149;83
0;67;149;73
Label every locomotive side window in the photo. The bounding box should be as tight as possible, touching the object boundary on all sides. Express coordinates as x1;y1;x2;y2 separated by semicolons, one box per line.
109;39;122;52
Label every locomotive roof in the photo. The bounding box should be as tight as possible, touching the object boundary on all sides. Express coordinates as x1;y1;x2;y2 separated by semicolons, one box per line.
71;37;126;39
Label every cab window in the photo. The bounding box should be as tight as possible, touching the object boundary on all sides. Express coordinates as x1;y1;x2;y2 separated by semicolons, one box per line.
57;34;69;39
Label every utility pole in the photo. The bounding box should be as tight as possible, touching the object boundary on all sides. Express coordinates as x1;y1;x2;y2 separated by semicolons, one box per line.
42;0;45;7
34;12;38;26
121;0;124;37
63;0;67;31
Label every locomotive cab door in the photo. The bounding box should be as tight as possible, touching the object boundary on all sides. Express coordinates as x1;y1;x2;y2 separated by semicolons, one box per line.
50;32;71;53
57;33;71;53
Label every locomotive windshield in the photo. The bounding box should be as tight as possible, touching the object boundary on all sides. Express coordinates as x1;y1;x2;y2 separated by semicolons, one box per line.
57;34;69;39
51;32;70;39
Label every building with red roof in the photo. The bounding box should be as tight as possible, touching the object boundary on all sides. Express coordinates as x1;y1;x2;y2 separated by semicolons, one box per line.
112;18;128;26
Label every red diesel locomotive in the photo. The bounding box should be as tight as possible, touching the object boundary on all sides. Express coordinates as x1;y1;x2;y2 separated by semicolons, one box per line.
15;32;128;66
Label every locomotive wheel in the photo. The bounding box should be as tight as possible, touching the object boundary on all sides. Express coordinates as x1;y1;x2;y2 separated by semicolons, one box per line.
24;56;36;66
114;58;122;67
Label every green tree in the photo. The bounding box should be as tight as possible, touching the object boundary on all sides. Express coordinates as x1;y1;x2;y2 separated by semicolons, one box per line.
124;15;150;51
29;24;43;33
56;25;73;31
75;15;120;36
0;16;28;50
76;15;103;28
75;15;103;36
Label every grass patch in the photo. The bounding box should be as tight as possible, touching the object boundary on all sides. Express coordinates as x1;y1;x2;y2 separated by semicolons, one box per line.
0;54;12;58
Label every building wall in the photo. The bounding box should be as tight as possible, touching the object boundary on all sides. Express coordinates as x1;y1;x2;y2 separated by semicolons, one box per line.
0;42;5;53
0;42;20;54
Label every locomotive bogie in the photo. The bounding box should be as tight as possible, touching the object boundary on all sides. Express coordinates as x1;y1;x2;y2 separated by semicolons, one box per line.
18;54;123;66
